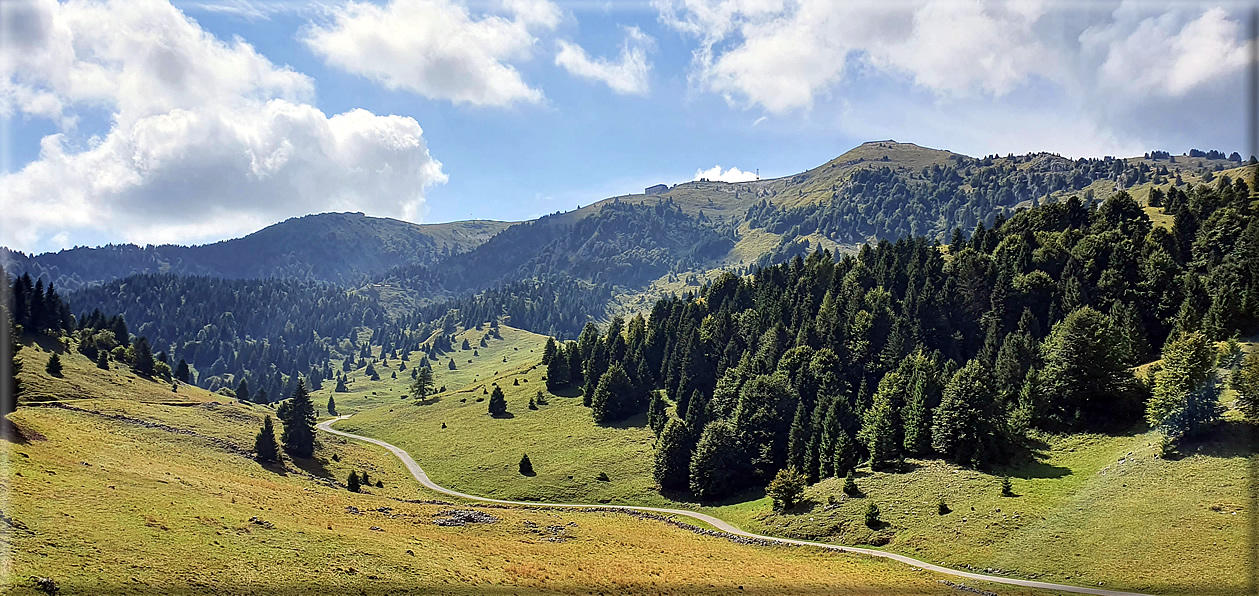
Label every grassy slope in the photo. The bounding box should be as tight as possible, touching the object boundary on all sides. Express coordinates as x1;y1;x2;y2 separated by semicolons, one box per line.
6;341;1044;595
333;330;1256;596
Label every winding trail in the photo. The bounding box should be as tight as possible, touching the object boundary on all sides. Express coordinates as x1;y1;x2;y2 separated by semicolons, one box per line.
318;415;1153;596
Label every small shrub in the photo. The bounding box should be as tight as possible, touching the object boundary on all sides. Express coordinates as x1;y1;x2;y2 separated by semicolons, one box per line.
864;502;881;528
347;471;361;493
513;379;519;386
596;472;610;482
519;454;534;476
842;469;860;496
528;396;538;410
375;480;383;488
766;467;807;511
45;353;63;377
937;498;950;515
1001;477;1014;497
331;453;340;462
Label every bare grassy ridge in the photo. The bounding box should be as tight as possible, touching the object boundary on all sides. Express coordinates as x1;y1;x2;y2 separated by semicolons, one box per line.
331;327;1256;596
7;343;1039;595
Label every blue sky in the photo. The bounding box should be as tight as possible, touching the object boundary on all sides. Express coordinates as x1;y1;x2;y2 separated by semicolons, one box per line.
2;0;1254;254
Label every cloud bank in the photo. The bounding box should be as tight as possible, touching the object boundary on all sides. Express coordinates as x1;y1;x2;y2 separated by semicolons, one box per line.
1;0;446;254
695;165;758;182
555;26;654;95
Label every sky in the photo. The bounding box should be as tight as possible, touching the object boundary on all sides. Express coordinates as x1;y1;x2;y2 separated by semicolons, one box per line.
1;0;1255;255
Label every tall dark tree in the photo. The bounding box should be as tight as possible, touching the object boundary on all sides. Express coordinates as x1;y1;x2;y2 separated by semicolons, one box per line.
278;380;316;458
174;359;190;384
45;353;63;377
689;420;749;500
254;416;280;463
131;336;155;378
932;359;1003;466
546;345;570;390
411;366;435;400
653;419;692;491
590;363;635;424
1039;307;1138;429
488;385;508;416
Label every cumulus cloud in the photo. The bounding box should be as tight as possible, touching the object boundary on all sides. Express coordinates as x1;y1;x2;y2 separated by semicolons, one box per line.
555;26;654;95
655;0;1253;153
1;0;446;253
301;0;560;106
695;165;758;182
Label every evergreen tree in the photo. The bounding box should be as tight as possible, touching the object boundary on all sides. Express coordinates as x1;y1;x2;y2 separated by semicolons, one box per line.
45;353;62;377
647;390;668;435
858;371;904;470
542;337;558;365
254;416;280;463
237;378;251;403
519;453;534;475
1233;353;1259;422
131;336;155;378
278;380;316;458
590;363;635;424
653;419;692;491
785;399;811;472
901;356;934;455
1039;307;1137;429
689;420;749;500
411;366;435;400
96;350;109;370
546;345;570;390
347;470;361;493
334;376;348;392
488;385;508;416
932;359;1003;466
174;359;190;383
1147;332;1222;443
327;396;337;416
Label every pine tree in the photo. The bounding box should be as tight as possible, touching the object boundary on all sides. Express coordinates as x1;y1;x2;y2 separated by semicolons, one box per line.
411;366;435;400
689;420;748;500
546;345;570;390
591;363;635;424
857;371;903;470
488;385;508;416
334;376;348;393
96;350;109;370
237;378;251;403
1233;353;1259;422
279;380;316;458
1039;307;1137;429
131;336;155;378
254;416;280;463
174;359;190;383
519;453;534;475
327;396;337;416
1147;332;1221;443
653;419;692;491
932;359;1002;466
347;470;361;493
45;353;62;377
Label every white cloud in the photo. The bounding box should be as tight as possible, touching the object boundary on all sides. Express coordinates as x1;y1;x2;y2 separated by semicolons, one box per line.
695;164;758;182
1;0;446;253
555;26;653;95
302;0;560;106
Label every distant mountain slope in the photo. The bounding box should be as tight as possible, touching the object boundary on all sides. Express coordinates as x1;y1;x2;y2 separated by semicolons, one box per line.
3;212;511;290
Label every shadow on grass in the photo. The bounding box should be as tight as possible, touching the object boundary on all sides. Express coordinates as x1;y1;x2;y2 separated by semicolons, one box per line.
412;396;442;406
0;418;41;444
999;436;1072;479
490;411;516;419
548;385;584;399
606;411;648;429
289;454;332;479
1168;420;1258;460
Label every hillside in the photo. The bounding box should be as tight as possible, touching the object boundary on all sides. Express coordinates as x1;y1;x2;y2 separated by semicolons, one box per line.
4;338;1034;596
3;213;511;290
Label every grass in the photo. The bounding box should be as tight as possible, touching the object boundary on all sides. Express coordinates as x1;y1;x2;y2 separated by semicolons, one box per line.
5;341;1043;596
332;333;1258;596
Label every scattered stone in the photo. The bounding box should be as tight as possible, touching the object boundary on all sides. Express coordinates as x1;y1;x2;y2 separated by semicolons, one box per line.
369;526;383;532
30;576;58;595
433;509;500;526
937;580;997;596
248;516;273;529
345;506;362;515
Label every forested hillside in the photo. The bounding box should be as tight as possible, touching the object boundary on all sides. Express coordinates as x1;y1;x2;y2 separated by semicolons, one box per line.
3;213;509;290
547;177;1257;499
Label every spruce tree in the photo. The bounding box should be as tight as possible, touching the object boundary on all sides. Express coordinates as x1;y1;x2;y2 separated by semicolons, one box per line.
131;336;155;378
590;363;635;424
347;470;361;493
542;337;558;365
1039;307;1137;429
932;359;1002;466
1147;332;1221;442
689;420;748;500
411;366;435;400
1234;353;1259;422
546;346;570;390
334;376;348;392
647;390;668;435
254;416;280;463
96;350;109;370
279;380;317;458
237;378;251;403
174;359;190;383
488;385;508;416
765;466;806;511
45;353;62;377
857;371;903;470
327;396;337;415
519;453;533;475
653;419;692;491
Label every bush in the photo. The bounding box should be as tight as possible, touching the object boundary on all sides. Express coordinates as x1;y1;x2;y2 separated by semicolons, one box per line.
864;502;881;528
45;353;62;377
519;454;534;475
347;471;361;493
375;480;383;488
1001;476;1014;497
937;498;950;515
596;472;610;482
766;467;807;511
842;469;860;496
